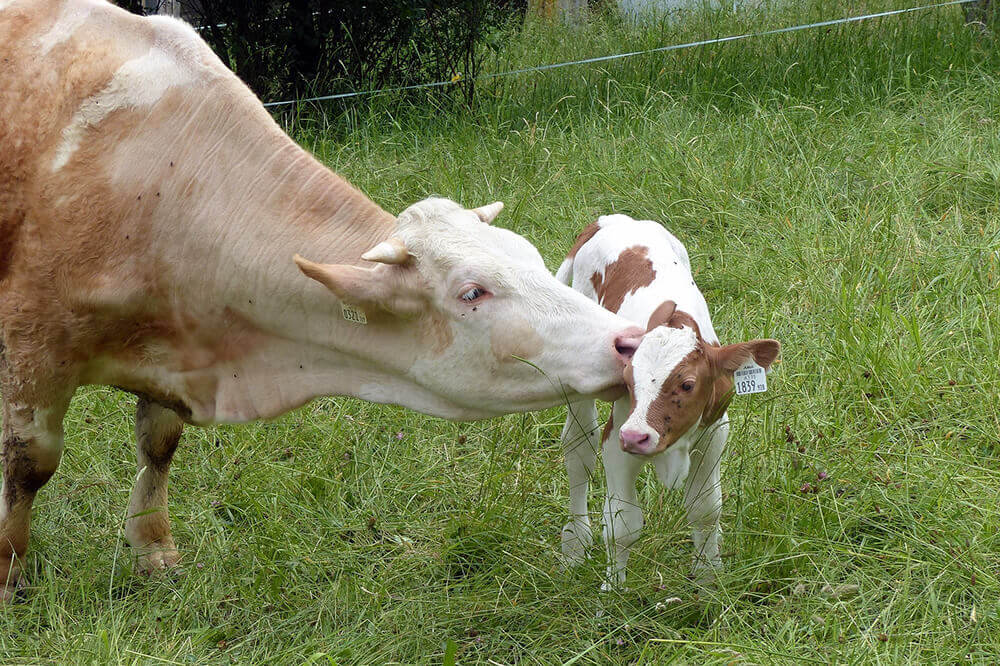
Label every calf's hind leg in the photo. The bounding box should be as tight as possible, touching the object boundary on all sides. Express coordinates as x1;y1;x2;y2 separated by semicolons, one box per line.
0;394;72;602
126;398;184;574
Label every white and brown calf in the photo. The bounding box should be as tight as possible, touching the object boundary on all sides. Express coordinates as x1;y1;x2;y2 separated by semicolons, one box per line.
556;214;779;588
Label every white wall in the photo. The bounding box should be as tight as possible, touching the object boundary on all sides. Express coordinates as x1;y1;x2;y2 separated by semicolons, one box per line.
619;0;764;20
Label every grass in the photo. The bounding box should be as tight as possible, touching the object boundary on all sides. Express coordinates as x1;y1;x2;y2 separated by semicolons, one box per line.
5;1;1000;663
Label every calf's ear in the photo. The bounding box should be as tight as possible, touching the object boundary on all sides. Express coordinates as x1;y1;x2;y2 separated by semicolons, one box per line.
293;255;425;316
646;300;677;331
716;339;781;373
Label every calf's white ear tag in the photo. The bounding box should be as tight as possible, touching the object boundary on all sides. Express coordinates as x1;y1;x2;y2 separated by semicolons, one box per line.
734;359;767;395
341;302;368;325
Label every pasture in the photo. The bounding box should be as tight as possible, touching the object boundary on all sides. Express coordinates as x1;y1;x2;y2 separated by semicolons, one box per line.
4;1;1000;663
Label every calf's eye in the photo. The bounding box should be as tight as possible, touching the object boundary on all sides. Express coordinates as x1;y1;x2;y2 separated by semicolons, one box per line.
681;380;694;392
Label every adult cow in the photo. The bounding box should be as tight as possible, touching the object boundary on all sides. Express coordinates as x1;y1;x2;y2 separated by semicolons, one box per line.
0;0;644;600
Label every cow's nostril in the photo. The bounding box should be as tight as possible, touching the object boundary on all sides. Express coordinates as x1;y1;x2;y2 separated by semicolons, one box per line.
614;334;642;361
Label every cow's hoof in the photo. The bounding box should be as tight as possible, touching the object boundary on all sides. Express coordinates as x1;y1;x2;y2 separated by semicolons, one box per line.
0;567;27;603
135;545;181;576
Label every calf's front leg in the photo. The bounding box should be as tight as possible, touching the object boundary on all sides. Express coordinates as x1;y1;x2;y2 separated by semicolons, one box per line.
560;399;600;566
601;400;646;591
684;419;728;579
653;440;690;491
126;398;184;574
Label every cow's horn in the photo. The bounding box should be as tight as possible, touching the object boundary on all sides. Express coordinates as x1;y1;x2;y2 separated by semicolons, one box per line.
472;201;504;224
361;237;409;264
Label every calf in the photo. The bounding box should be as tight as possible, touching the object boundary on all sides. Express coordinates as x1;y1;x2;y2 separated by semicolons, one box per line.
556;214;779;588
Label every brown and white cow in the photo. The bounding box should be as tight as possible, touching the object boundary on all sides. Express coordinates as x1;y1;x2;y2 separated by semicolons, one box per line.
556;214;779;588
0;0;644;600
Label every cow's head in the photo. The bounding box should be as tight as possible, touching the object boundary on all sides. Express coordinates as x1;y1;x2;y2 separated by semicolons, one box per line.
294;198;643;418
618;300;779;456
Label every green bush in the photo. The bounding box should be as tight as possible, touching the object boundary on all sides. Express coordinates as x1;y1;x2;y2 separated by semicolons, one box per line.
116;1;526;103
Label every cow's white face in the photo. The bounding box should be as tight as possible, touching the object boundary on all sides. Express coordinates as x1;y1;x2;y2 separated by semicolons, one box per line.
295;198;643;417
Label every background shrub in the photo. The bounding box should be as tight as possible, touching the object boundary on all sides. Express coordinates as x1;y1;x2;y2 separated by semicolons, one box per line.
115;0;527;104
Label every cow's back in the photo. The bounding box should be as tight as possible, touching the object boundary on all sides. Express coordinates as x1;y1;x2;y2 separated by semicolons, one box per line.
0;0;257;283
1;1;140;269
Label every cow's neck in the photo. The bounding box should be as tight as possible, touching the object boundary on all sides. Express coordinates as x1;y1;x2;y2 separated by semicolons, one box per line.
142;118;415;423
201;122;396;339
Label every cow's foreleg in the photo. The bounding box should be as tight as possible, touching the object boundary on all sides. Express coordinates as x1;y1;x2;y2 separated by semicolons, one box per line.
601;400;645;591
560;399;600;566
126;398;184;575
0;395;71;602
684;418;727;580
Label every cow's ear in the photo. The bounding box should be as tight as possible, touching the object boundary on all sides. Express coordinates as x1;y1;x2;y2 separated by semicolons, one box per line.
293;255;424;316
471;201;504;224
646;300;677;331
716;339;781;373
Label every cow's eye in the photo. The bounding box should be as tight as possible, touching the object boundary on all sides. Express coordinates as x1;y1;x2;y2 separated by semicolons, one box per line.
681;380;695;392
460;286;487;302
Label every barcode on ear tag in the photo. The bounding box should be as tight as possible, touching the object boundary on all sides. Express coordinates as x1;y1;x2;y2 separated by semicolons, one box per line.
734;360;766;395
341;303;368;325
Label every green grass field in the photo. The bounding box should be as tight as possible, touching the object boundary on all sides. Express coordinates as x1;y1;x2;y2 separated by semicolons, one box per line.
5;2;1000;663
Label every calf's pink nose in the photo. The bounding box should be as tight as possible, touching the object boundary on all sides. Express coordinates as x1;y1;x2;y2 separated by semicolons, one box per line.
620;429;651;454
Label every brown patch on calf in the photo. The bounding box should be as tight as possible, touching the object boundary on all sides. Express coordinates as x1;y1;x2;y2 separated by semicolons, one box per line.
566;221;600;259
590;245;656;313
703;374;734;426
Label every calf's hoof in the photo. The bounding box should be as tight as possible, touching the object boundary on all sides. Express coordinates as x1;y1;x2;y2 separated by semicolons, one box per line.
691;560;721;587
559;524;593;569
134;544;182;576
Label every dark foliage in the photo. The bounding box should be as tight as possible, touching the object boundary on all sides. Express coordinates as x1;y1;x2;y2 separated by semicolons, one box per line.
115;0;146;13
115;1;526;106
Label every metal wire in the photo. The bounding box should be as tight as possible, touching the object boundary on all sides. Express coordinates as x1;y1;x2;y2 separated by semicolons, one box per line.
261;0;977;109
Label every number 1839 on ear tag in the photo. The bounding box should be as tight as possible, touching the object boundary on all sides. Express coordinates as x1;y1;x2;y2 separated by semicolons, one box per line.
734;359;767;395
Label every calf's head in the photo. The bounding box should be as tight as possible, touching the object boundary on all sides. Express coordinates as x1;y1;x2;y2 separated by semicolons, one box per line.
295;198;643;418
618;301;779;456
